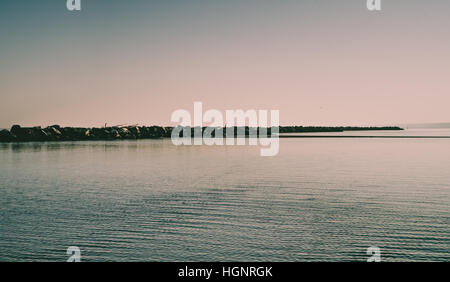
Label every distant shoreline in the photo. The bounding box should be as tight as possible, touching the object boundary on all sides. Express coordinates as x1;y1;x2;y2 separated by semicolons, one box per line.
279;135;450;138
0;125;404;143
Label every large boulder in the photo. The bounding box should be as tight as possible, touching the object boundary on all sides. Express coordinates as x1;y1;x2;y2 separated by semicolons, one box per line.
10;125;51;141
10;125;34;141
44;126;62;140
30;127;49;141
84;129;95;139
47;126;62;136
109;128;121;139
0;130;14;142
92;128;110;139
60;127;74;140
163;127;173;137
50;125;61;130
61;127;88;140
139;126;151;138
10;125;26;140
148;126;165;138
128;126;141;138
118;127;135;139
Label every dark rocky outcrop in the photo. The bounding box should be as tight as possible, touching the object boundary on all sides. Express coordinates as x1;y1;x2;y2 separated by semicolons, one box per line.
0;125;404;143
0;129;15;142
0;125;173;142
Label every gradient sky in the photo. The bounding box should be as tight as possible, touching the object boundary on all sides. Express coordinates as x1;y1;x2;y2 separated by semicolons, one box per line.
1;0;449;128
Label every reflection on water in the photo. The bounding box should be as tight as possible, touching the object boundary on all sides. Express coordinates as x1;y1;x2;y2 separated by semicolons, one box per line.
0;135;449;261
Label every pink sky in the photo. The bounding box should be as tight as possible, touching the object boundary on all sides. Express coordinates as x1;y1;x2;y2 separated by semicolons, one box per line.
1;0;449;128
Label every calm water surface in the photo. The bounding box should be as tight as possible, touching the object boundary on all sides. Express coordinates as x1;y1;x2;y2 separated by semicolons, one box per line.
0;131;449;261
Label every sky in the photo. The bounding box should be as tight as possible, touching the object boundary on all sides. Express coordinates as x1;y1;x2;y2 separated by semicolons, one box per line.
1;0;449;128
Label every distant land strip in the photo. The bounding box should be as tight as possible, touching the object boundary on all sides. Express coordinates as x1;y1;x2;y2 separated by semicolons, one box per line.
279;135;450;138
0;125;404;143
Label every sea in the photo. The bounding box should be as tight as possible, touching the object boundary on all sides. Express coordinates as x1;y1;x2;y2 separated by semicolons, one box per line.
0;128;449;261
